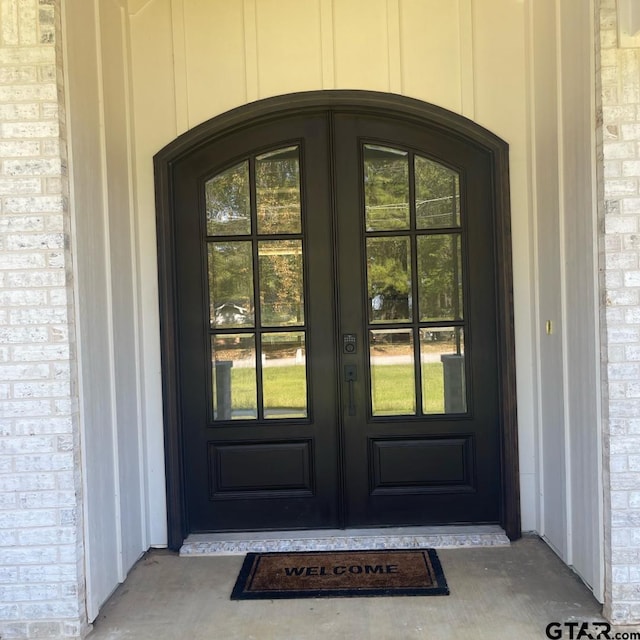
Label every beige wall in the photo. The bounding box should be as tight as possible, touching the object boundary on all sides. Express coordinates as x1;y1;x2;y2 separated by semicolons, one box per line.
61;0;600;613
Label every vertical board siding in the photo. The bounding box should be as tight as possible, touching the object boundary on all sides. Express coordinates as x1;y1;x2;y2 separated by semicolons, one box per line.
128;0;176;550
399;0;462;112
530;0;567;558
332;0;390;91
65;0;120;621
559;0;601;599
99;0;146;577
182;0;246;127
255;0;324;98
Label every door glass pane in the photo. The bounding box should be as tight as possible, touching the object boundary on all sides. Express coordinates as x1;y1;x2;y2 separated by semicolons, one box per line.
364;145;409;231
258;240;304;326
208;242;255;328
205;161;251;236
367;236;412;323
370;329;415;416
417;234;463;322
262;331;307;419
415;156;460;229
212;334;257;420
420;327;466;414
256;146;301;234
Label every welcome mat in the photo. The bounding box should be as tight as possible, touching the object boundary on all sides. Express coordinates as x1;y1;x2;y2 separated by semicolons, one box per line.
230;549;449;600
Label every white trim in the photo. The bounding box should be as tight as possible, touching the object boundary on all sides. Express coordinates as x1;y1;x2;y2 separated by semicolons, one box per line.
525;0;544;538
555;0;573;568
59;0;92;624
94;0;125;584
588;0;605;603
120;1;150;555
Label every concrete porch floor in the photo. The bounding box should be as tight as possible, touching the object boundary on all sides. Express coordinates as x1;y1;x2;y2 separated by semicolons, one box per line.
88;536;623;640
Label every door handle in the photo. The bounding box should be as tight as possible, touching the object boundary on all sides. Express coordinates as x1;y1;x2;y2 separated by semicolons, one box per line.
344;365;357;416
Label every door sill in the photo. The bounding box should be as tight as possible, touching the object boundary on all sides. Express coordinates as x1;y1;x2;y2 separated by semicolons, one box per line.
180;525;509;556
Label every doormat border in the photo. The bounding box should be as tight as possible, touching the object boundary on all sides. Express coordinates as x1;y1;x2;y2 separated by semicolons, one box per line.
230;548;449;600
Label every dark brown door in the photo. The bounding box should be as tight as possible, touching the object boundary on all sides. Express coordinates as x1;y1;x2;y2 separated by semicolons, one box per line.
171;109;500;533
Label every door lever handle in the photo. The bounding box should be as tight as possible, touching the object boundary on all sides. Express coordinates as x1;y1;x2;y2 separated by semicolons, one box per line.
344;365;357;416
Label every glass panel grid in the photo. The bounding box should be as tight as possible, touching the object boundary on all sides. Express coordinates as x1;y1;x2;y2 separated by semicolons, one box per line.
363;146;467;418
207;146;309;423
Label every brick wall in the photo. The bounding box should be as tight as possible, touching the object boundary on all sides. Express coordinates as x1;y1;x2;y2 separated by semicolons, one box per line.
0;1;86;638
598;0;640;625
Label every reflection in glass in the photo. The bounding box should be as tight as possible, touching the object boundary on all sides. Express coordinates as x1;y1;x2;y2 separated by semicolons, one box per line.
208;242;254;328
211;334;257;420
367;236;412;323
258;240;304;326
415;156;460;229
262;332;307;419
364;145;410;231
420;327;466;414
417;234;462;322
256;146;301;234
370;329;415;416
205;161;251;236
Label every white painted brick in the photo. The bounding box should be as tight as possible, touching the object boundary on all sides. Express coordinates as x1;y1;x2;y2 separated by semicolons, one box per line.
622;198;640;214
606;179;638;196
11;344;69;361
0;363;49;381
18;527;75;546
605;141;637;159
3;158;61;175
0;436;55;454
0;511;57;531
605;215;638;233
0;120;57;139
12;453;73;473
607;252;638;269
3;195;63;213
5;232;63;250
623;160;640;176
607;289;640;305
0;252;46;269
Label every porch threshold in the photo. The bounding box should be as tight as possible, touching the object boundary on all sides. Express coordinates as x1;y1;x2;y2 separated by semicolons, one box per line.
180;525;510;556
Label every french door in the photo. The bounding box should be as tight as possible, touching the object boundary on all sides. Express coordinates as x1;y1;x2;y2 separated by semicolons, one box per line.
159;95;515;538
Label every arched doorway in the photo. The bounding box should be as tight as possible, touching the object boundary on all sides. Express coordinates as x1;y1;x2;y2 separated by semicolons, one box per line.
155;91;519;550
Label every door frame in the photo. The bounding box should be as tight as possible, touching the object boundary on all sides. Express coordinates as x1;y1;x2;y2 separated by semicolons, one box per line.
154;90;519;550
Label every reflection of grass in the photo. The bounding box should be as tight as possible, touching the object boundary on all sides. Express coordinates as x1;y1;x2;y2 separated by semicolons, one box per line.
371;364;444;415
220;363;446;415
230;366;307;410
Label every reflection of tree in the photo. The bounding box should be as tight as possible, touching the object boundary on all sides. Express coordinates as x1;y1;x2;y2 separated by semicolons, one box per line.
418;235;461;321
256;148;301;234
364;146;409;230
208;242;254;326
367;238;411;321
205;162;250;235
415;156;459;229
258;242;304;325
